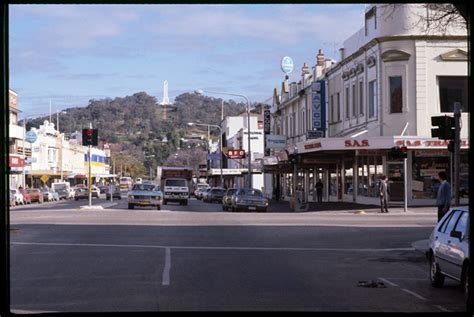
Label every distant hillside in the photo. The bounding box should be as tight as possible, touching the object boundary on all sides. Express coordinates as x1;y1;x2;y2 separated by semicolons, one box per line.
25;91;246;178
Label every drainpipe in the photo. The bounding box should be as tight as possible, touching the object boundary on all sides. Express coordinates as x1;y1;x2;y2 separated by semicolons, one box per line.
377;41;383;136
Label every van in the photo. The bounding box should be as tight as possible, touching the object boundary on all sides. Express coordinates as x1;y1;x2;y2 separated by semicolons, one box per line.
52;182;71;200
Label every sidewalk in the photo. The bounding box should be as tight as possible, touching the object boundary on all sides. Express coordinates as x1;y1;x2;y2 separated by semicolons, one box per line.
268;200;439;214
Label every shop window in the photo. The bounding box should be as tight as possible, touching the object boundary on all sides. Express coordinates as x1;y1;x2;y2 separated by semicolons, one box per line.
439;76;468;112
389;76;402;113
369;80;377;118
352;84;357;117
345;87;350;119
411;150;450;199
357;156;383;197
337;93;341;121
344;158;354;195
359;81;364;115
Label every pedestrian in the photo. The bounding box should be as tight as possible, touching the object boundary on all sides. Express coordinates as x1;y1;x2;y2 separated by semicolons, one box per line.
378;175;389;213
274;186;280;202
436;171;451;222
315;179;323;203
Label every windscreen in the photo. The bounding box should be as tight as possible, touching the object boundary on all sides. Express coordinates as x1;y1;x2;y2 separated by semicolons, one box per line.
132;184;156;191
166;179;186;187
238;189;263;197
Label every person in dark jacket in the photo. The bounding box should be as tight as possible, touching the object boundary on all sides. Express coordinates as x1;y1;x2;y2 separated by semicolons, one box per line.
379;176;389;213
436;171;452;222
315;179;323;203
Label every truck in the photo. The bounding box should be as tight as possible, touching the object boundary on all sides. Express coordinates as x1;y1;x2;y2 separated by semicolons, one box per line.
51;182;72;200
156;166;193;206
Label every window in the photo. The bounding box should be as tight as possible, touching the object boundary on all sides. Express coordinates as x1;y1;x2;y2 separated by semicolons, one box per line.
352;84;356;117
359;81;364;115
369;80;377;118
439;76;468;112
330;95;334;123
438;210;456;233
345;87;350;119
336;92;341;121
389;76;402;113
444;210;463;235
454;211;468;236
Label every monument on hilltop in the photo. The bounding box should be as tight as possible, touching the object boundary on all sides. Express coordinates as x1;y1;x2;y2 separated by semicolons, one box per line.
160;80;170;120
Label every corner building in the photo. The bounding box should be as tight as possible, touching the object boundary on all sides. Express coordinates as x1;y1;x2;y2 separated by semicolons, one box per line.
265;4;468;206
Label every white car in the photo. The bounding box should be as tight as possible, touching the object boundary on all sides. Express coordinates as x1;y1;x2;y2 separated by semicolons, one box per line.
10;189;24;205
428;207;469;303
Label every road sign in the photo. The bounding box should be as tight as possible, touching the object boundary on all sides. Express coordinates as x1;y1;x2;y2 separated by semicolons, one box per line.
40;175;49;183
25;131;37;143
226;149;246;159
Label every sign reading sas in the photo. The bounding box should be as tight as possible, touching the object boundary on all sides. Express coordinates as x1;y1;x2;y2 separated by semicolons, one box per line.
226;149;246;159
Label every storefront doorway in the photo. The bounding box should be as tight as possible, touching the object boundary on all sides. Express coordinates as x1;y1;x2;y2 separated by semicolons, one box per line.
387;162;404;201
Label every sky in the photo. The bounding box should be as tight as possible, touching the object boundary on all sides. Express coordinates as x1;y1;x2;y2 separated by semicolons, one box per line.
9;4;367;118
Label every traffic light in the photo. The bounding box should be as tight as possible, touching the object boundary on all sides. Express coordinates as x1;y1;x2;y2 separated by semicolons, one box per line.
82;128;98;146
399;146;407;159
431;115;454;140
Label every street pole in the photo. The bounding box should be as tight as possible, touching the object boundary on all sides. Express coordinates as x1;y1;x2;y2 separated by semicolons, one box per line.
401;122;409;212
22;118;26;188
453;102;461;206
88;122;92;208
247;103;252;188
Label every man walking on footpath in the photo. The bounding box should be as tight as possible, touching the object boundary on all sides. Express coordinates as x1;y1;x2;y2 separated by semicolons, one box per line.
436;171;451;222
379;175;389;213
315;179;323;203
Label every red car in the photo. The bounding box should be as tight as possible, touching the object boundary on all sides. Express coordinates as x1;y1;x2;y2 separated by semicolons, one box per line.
19;189;31;204
26;188;44;203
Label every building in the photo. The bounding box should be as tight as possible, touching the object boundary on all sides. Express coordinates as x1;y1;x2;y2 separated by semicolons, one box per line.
264;4;468;206
8;89;26;189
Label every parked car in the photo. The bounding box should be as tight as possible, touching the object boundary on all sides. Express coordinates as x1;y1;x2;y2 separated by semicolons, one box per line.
204;187;225;203
127;183;163;210
9;191;16;207
428;207;469;303
26;188;44;204
19;189;31;204
105;185;122;200
41;189;54;202
222;188;238;211
50;190;60;201
91;185;100;198
74;188;89;200
10;189;24;205
98;185;108;194
194;183;210;199
201;188;212;202
229;188;268;212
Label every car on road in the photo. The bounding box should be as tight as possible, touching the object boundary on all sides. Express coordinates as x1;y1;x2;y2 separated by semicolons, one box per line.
98;185;108;194
19;188;31;205
74;188;89;200
26;188;44;204
91;185;100;198
201;188;212;202
105;185;122;200
428;207;469;303
205;187;225;203
41;189;55;202
194;183;210;198
9;190;16;207
228;188;268;212
127;183;163;210
10;189;25;205
222;188;238;211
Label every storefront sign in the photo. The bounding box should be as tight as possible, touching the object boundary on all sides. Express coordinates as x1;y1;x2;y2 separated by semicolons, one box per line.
345;139;369;147
356;149;387;156
265;135;287;149
263;156;278;165
277;150;289;162
304;142;322;150
311;80;326;137
301;157;334;164
414;150;449;157
395;139;469;148
307;130;323;139
9;155;25;168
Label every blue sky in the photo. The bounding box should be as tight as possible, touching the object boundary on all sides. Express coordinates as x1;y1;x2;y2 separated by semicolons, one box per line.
9;4;366;118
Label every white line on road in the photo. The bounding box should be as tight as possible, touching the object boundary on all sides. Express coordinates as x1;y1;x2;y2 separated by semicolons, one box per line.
11;242;416;253
377;277;399;287
401;288;427;301
162;247;171;286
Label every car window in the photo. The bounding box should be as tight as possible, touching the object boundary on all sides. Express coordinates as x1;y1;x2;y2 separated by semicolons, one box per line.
438;210;456;233
132;184;155;191
441;210;463;234
238;189;263;196
453;211;468;235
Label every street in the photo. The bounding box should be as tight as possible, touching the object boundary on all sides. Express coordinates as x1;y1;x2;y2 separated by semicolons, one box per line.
9;196;466;312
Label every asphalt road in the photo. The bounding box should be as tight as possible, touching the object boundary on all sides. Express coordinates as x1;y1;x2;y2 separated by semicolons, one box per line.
8;197;467;313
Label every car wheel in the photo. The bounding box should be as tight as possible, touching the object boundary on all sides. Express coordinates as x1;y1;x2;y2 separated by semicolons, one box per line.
462;263;469;303
430;253;445;287
128;204;134;209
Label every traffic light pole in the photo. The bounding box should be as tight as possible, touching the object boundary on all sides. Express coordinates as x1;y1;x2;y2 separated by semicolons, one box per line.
453;103;461;206
88;123;92;208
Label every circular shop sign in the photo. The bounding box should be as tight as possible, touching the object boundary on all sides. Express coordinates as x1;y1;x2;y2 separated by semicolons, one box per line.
281;56;294;74
25;131;38;143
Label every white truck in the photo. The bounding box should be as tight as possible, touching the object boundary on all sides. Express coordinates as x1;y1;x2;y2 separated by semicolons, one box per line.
157;166;193;206
51;182;73;200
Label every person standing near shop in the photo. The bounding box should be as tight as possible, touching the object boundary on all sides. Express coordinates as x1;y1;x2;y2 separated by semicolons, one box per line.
315;179;323;203
436;171;451;222
379;175;389;213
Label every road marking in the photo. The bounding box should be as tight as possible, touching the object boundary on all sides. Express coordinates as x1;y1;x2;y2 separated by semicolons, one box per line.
401;288;427;301
11;242;415;253
162;247;171;286
377;277;398;287
433;305;452;312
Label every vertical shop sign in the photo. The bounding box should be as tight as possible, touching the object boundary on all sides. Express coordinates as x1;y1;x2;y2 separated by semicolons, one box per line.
311;80;326;138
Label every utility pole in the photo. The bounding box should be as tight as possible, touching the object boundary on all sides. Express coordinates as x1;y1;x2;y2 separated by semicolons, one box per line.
88;122;92;208
453;102;461;206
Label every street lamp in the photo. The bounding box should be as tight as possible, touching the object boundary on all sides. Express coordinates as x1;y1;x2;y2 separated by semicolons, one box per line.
188;122;223;187
195;89;252;188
